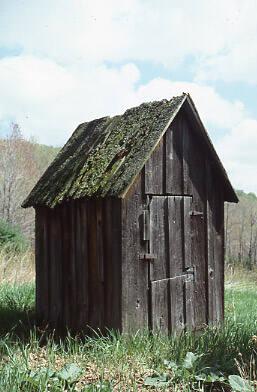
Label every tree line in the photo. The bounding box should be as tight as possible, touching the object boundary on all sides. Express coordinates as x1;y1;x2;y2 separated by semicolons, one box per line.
0;124;58;245
0;124;256;268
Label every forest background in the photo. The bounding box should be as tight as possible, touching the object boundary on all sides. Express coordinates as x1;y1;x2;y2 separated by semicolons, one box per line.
0;123;256;270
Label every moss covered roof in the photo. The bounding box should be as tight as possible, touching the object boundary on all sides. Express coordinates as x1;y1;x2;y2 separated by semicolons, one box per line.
22;93;237;208
23;95;186;208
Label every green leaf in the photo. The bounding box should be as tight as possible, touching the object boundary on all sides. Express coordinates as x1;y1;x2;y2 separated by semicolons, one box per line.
57;363;82;383
144;373;170;387
29;367;55;381
163;359;178;370
183;352;201;370
228;375;254;392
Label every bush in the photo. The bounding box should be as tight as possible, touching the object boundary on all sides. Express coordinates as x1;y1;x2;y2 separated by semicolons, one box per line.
0;219;28;252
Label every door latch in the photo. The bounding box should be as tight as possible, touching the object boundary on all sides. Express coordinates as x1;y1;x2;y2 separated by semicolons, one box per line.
184;266;195;281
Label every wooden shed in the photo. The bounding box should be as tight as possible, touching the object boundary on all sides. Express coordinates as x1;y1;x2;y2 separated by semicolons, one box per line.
22;93;238;333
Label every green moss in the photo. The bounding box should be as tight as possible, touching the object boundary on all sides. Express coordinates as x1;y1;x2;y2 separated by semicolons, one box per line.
22;95;186;208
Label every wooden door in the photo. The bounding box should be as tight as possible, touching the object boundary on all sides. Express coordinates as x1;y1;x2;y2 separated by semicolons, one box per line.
149;196;195;333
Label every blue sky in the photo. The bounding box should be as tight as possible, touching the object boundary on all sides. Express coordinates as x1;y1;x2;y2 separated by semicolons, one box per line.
0;0;257;193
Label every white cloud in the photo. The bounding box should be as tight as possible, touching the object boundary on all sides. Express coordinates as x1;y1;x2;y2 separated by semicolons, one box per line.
0;54;247;144
1;53;257;194
135;79;247;130
1;0;257;83
217;119;257;193
0;55;141;145
1;0;257;193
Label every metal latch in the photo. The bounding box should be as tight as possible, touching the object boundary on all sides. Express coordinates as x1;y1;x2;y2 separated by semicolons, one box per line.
139;253;157;261
184;266;195;281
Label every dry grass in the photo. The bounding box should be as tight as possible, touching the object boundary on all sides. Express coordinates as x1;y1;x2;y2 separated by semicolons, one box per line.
0;247;35;284
225;264;257;289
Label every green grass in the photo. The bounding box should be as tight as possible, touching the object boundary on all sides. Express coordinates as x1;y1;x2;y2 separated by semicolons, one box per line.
0;280;256;391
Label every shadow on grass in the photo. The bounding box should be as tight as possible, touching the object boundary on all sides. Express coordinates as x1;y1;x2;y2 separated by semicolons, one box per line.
0;283;36;339
0;307;36;336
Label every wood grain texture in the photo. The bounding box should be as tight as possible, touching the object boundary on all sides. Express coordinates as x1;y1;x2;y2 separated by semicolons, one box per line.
206;163;225;324
183;197;195;330
34;107;226;334
170;277;185;333
150;196;167;281
42;209;49;323
183;117;207;328
151;279;169;333
206;161;215;324
145;139;164;194
35;208;44;322
103;198;122;330
184;279;195;330
167;196;183;277
166;116;183;194
121;175;149;332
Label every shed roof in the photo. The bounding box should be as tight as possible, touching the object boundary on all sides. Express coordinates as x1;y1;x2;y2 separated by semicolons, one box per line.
22;93;238;208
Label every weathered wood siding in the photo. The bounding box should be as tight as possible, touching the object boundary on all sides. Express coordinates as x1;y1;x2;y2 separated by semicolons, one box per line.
122;109;225;330
206;164;225;324
35;198;122;331
35;108;225;333
121;174;149;332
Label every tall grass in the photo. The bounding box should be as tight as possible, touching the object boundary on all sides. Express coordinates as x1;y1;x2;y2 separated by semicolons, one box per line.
0;257;255;390
0;246;34;284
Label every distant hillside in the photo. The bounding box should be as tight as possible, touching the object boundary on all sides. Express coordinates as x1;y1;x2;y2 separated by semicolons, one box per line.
0;126;60;241
225;189;257;268
34;143;60;173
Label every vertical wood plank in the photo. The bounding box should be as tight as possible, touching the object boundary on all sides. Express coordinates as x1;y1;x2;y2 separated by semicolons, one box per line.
35;208;44;322
145;139;164;194
182;116;193;196
55;207;63;329
170;277;185;332
151;280;169;333
104;199;122;330
61;203;71;328
184;279;195;330
214;179;225;323
183;197;192;269
150;196;167;281
121;175;148;332
206;161;215;324
166;116;183;194
96;199;104;329
183;197;195;330
167;196;183;277
69;201;77;330
42;208;49;323
88;201;98;329
78;201;89;329
183;118;207;329
206;163;225;325
49;209;58;328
